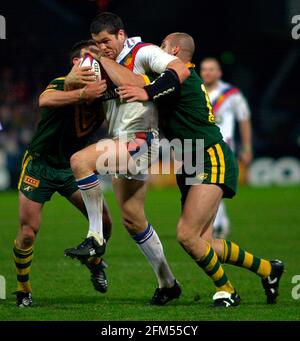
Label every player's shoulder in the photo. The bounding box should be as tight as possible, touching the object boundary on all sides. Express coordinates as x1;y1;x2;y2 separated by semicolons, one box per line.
136;43;176;64
42;76;65;94
51;76;65;84
134;42;159;54
49;77;66;87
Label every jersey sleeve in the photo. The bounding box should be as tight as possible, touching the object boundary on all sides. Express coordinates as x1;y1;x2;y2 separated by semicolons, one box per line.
40;77;65;96
232;92;251;121
134;45;178;74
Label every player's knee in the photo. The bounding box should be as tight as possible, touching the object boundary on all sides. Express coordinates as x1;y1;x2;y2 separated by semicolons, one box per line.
121;204;144;228
176;220;194;248
70;151;84;173
122;216;143;236
122;216;135;232
19;223;37;248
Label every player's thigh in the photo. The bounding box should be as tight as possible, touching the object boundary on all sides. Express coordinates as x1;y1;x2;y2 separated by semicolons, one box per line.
94;139;131;174
19;191;43;232
179;184;223;236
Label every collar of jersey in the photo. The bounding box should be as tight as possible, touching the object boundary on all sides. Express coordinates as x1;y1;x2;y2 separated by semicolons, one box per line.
185;62;195;69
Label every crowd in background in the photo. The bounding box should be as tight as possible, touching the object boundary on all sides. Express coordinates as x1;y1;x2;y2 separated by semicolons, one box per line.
0;66;43;187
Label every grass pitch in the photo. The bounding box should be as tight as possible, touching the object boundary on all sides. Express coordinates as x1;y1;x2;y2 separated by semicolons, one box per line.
0;185;299;321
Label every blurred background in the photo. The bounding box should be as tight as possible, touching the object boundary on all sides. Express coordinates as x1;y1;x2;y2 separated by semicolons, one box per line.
0;0;299;190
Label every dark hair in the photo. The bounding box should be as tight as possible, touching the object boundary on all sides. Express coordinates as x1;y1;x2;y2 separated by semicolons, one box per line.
90;12;124;35
69;39;96;66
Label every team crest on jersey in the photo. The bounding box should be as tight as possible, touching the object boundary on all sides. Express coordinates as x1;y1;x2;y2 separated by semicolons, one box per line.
24;175;40;188
23;185;34;192
196;172;208;181
46;84;57;90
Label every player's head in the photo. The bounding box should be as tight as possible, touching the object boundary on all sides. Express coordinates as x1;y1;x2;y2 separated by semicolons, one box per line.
90;12;126;60
161;32;195;63
200;57;222;86
69;40;97;66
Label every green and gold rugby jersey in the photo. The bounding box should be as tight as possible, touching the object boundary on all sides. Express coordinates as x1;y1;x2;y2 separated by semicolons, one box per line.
28;77;104;167
158;64;223;150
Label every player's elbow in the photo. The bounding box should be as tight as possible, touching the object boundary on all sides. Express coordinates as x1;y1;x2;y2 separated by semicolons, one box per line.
39;93;51;108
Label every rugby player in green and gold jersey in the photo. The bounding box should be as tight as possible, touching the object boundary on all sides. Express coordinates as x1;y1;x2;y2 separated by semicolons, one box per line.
14;40;112;307
117;32;284;307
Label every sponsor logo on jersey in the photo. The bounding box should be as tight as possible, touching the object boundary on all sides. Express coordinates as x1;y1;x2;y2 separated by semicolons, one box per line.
24;175;40;188
23;185;34;192
46;84;58;90
196;172;208;181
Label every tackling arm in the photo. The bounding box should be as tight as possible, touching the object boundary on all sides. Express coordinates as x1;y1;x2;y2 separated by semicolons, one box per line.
39;89;82;108
99;56;147;87
39;80;107;108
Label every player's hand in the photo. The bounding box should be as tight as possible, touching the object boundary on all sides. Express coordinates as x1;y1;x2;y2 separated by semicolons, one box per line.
65;60;96;88
116;86;149;102
87;45;102;61
80;80;107;103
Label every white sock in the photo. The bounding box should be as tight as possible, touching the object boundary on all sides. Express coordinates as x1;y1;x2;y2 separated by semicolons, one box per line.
76;173;104;245
213;200;230;231
133;224;175;288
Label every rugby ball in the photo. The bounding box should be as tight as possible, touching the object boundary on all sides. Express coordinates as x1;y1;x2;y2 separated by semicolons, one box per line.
80;53;101;81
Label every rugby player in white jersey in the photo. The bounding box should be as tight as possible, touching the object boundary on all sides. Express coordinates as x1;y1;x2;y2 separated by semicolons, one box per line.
64;12;190;305
200;57;253;238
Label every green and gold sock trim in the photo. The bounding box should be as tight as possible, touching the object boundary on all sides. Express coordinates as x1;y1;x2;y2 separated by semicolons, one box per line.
221;240;271;278
13;241;33;293
197;242;235;293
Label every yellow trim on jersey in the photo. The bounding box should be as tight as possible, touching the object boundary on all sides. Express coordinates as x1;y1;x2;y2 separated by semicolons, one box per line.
143;75;151;85
185;62;195;69
207;146;218;183
201;84;214;123
215;144;225;183
207;143;226;184
39;88;57;97
40;77;65;96
17;153;33;190
20;150;29;167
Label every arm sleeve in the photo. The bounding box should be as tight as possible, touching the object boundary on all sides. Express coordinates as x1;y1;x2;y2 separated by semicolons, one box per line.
232;92;251;121
134;45;178;74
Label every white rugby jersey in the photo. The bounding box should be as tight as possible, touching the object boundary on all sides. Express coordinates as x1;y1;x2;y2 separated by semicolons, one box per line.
103;37;177;138
208;80;250;149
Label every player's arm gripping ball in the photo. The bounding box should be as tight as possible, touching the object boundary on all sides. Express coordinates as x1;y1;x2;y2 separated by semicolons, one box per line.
64;54;101;90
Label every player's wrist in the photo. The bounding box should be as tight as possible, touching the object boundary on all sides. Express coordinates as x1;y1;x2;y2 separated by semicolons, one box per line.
79;87;87;101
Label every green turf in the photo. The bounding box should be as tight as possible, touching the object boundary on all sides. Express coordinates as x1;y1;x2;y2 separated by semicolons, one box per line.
0;185;299;321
